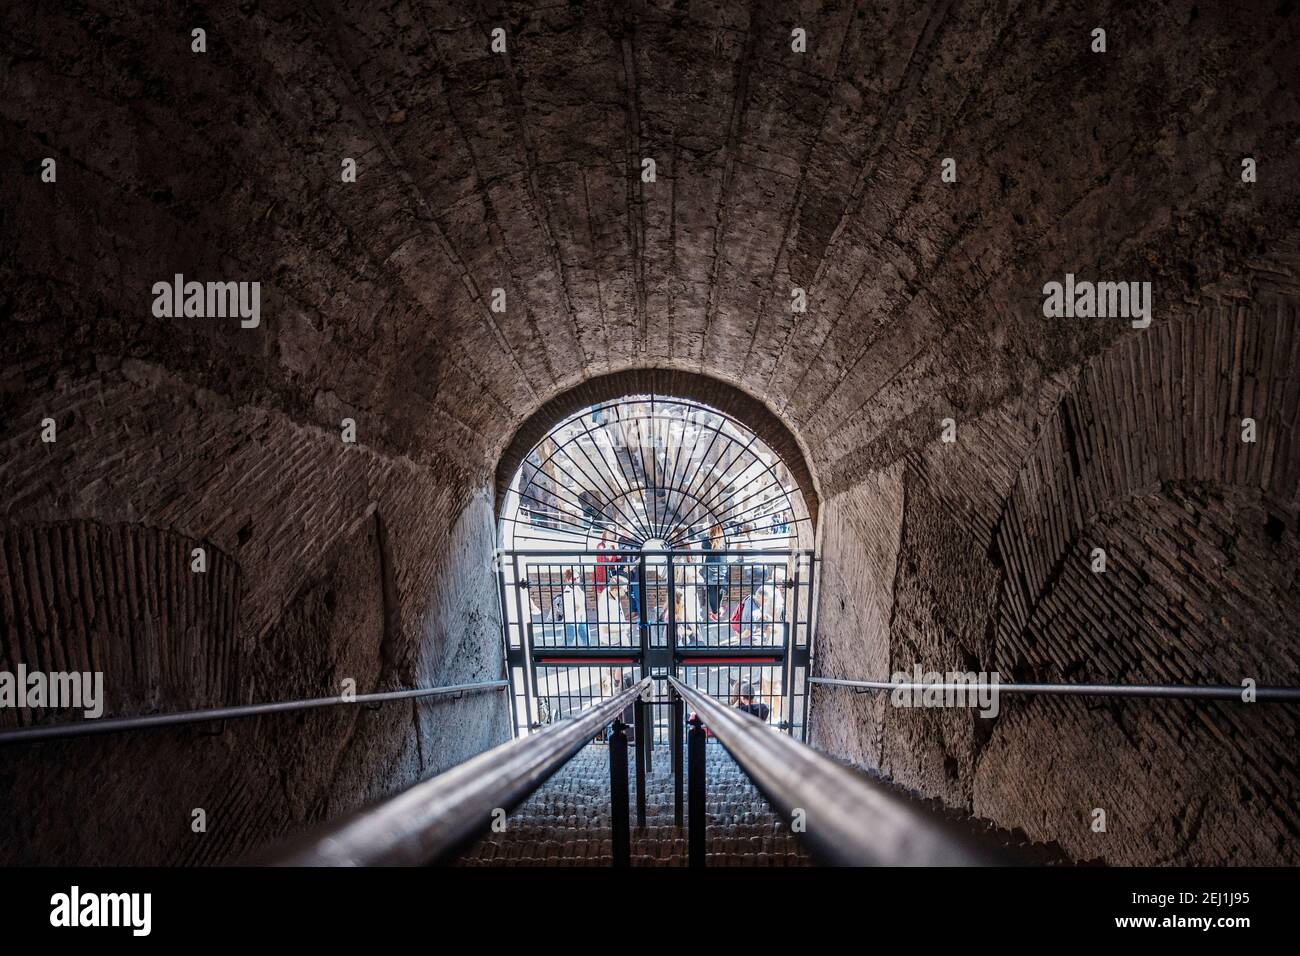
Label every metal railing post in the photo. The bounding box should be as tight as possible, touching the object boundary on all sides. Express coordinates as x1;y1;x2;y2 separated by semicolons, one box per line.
672;692;684;827
687;713;706;867
786;555;802;737
609;719;631;867
636;551;649;660
509;553;534;738
634;698;647;828
644;693;653;775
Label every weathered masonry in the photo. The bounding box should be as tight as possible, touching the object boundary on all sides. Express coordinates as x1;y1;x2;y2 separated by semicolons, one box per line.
1;1;1297;867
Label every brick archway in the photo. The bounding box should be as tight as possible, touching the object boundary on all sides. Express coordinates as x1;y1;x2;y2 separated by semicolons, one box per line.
493;369;820;529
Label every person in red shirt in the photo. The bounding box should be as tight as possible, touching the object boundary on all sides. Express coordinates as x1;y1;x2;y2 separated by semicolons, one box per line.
594;526;617;591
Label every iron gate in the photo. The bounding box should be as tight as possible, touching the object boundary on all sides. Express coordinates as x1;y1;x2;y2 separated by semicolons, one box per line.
497;549;816;742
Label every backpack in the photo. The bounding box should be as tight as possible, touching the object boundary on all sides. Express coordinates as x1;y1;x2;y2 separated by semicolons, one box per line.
551;593;565;622
730;600;745;633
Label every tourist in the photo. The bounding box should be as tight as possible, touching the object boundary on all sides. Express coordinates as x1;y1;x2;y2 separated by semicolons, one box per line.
734;681;770;721
678;556;704;645
615;533;641;620
594;526;618;591
597;583;628;646
703;523;726;618
735;584;773;645
561;568;588;646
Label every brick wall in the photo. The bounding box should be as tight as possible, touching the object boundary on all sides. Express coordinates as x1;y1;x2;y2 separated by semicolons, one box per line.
3;0;1299;866
811;297;1300;864
0;360;510;864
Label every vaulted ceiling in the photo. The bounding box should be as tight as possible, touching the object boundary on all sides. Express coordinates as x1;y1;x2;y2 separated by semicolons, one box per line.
3;0;1298;487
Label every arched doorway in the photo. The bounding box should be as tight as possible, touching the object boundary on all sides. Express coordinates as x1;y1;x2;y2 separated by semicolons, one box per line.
496;391;818;742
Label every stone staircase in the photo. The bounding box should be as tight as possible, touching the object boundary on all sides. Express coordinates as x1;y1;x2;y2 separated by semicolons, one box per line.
455;740;812;866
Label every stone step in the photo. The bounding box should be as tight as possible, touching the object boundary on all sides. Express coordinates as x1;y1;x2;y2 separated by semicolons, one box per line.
455;741;813;867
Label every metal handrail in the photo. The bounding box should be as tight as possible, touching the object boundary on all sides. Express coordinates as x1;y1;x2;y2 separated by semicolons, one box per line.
667;676;1012;866
0;680;509;745
262;676;652;866
809;676;1300;703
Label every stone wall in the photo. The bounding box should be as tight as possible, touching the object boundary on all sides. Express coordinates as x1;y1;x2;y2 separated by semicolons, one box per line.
0;361;510;865
3;0;1299;865
811;294;1300;864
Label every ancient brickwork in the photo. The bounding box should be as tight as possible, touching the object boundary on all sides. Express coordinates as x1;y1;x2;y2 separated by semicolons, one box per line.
2;0;1298;865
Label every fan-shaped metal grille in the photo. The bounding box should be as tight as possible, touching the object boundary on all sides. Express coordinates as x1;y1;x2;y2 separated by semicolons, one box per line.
501;395;808;550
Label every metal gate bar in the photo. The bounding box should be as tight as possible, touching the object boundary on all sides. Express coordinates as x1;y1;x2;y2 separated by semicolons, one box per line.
498;549;815;740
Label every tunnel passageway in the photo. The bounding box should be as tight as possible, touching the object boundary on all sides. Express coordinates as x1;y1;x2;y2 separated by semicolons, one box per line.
1;0;1298;876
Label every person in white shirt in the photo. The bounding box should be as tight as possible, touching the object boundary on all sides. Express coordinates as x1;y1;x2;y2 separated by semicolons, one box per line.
561;569;589;646
597;583;628;646
677;556;704;645
738;584;774;645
